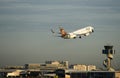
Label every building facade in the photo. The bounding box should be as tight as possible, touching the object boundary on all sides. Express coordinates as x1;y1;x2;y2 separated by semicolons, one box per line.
70;64;96;71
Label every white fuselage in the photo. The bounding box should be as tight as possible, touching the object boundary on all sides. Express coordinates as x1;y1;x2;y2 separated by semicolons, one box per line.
63;33;76;39
62;26;94;39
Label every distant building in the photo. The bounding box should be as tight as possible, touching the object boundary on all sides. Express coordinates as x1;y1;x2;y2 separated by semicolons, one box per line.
24;61;68;72
72;64;87;71
44;61;69;69
87;65;96;71
115;71;120;78
70;64;96;71
24;64;40;69
4;66;24;69
45;61;60;65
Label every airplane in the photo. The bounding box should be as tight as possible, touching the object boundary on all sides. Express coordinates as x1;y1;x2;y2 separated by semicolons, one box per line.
51;26;94;39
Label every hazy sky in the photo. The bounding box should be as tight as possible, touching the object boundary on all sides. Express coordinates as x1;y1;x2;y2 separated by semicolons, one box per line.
0;0;120;69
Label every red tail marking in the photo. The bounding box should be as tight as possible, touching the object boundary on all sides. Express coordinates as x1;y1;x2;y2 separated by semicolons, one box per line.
60;28;67;37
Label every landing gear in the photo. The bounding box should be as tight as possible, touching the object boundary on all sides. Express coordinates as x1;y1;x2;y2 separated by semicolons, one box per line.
79;36;81;38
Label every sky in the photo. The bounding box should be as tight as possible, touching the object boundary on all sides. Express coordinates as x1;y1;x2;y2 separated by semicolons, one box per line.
0;0;120;69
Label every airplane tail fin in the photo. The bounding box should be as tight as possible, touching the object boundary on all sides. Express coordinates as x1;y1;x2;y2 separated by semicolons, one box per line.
51;29;55;34
59;27;67;37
